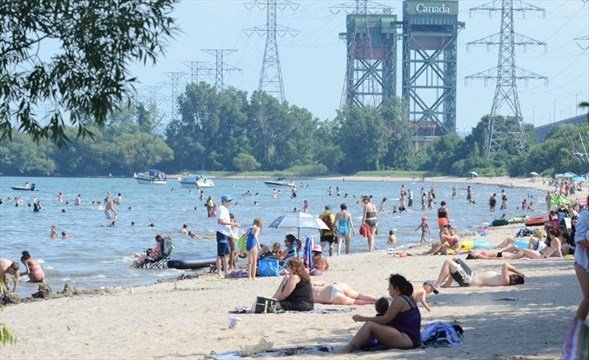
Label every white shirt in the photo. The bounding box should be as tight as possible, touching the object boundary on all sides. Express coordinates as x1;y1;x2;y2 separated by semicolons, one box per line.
216;204;231;236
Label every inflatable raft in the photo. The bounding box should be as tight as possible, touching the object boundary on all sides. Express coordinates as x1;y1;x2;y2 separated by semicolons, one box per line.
167;258;216;270
491;216;527;227
524;216;547;227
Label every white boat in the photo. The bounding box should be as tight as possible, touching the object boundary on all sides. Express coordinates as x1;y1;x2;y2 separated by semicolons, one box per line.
263;178;295;188
177;172;215;188
134;169;167;185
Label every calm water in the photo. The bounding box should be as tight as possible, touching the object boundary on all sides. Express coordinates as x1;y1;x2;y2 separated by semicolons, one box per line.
0;176;545;296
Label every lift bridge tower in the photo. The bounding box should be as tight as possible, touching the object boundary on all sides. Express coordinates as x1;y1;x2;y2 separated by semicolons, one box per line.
336;1;398;108
402;0;464;146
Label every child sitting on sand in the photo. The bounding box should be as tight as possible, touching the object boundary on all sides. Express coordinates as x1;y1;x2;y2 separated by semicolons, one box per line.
413;280;438;313
361;297;391;349
310;245;329;276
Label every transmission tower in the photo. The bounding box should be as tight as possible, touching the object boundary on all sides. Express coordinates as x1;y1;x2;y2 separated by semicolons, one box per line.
164;72;187;122
465;0;547;160
244;0;299;102
332;0;396;108
202;49;241;92
182;61;214;85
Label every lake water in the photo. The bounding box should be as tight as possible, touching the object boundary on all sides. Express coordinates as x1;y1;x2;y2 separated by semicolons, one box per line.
0;176;545;296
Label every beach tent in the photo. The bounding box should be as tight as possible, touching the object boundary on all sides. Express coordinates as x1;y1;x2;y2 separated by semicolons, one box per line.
571;176;585;183
563;172;577;178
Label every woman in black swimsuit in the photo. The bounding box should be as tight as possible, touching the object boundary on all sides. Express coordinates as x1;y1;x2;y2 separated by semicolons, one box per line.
362;196;378;252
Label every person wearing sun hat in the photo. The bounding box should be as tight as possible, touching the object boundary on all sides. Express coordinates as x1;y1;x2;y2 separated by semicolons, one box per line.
310;244;329;276
215;194;240;278
409;280;439;313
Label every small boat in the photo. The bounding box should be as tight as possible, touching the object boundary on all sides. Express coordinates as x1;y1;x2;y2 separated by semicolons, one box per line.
11;183;37;191
133;169;167;185
167;258;216;270
177;172;215;188
264;177;295;188
525;215;547;227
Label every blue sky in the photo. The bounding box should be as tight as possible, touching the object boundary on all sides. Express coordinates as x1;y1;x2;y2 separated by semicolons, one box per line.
130;0;589;132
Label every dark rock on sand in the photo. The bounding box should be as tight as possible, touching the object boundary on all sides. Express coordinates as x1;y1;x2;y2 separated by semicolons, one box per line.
32;283;53;299
3;292;22;304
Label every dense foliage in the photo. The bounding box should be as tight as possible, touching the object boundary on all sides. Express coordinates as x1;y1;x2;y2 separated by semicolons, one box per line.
0;81;587;178
0;0;176;146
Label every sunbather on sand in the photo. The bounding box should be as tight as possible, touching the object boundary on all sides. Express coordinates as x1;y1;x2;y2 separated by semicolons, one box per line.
434;258;525;288
311;282;376;305
470;228;562;260
494;228;545;249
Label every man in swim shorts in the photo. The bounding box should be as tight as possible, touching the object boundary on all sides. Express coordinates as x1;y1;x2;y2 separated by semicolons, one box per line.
216;195;239;278
434;259;525;288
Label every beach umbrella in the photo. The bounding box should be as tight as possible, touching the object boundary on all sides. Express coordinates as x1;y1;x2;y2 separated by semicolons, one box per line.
563;172;577;178
268;212;329;239
469;171;479;178
530;172;540;176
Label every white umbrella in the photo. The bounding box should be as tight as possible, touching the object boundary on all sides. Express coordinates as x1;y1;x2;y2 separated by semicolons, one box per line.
530;172;539;176
268;212;329;239
469;171;479;177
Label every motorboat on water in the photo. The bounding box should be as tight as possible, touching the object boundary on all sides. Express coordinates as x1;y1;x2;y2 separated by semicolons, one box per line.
11;182;37;191
133;169;167;185
263;177;295;188
177;172;215;188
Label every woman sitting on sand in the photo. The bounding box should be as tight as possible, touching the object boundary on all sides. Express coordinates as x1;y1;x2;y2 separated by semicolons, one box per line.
311;282;376;305
421;226;461;255
341;274;421;353
19;251;45;283
272;258;313;311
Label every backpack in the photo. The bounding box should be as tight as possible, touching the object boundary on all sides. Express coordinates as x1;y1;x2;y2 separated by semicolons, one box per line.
421;322;464;347
321;213;334;232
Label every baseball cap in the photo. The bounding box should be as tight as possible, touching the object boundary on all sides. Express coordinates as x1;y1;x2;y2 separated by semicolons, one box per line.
312;244;322;252
221;194;233;202
424;280;439;294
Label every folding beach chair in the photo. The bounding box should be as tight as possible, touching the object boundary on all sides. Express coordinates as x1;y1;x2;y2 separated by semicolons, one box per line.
144;239;174;269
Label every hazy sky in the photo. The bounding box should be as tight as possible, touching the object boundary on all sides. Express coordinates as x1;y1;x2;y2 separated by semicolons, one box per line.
130;0;589;132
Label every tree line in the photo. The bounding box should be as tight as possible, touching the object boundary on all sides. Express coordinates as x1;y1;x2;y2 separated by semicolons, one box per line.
1;82;588;178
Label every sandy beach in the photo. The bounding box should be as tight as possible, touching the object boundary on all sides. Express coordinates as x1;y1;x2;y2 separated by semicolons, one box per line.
1;176;584;359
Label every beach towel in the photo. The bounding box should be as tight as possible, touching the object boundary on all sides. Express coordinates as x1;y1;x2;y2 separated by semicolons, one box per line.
421;322;464;347
562;317;589;360
304;236;315;269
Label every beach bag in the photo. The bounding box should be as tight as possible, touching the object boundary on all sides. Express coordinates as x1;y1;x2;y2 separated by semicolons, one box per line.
258;258;281;277
562;317;589;360
252;296;277;314
359;223;370;238
422;322;464;347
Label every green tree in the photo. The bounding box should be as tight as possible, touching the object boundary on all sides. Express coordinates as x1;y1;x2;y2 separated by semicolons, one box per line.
233;153;261;171
334;105;388;173
0;0;176;146
380;97;412;169
0;133;56;175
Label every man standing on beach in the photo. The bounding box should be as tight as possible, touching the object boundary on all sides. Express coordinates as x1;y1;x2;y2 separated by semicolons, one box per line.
319;205;336;256
216;195;239;278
